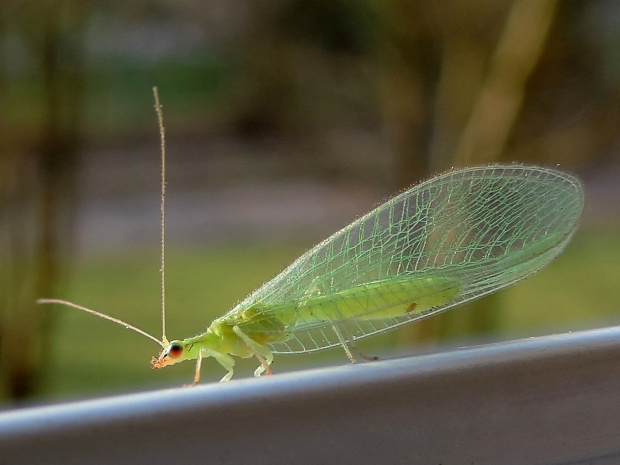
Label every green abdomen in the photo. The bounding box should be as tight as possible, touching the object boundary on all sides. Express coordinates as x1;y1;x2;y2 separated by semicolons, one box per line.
234;275;461;341
295;276;461;323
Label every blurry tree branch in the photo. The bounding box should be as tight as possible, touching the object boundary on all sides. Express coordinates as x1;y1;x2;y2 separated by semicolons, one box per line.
0;0;86;400
453;0;559;165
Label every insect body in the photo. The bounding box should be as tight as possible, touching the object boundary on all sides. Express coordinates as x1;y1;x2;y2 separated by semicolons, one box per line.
137;164;582;383
152;274;462;381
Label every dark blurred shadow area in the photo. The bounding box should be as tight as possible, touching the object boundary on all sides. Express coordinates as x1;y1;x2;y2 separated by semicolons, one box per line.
1;0;619;403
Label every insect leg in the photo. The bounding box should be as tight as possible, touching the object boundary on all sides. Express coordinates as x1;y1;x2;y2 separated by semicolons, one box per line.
331;323;378;363
202;348;236;382
330;324;356;363
192;350;204;384
348;340;379;362
232;325;274;377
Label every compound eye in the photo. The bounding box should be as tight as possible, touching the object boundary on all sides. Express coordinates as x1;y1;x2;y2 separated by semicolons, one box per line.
168;342;183;359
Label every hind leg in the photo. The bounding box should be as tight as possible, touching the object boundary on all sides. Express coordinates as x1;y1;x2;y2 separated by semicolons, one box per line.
331;323;378;363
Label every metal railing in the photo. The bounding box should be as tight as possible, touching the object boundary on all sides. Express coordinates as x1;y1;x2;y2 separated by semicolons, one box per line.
2;325;620;465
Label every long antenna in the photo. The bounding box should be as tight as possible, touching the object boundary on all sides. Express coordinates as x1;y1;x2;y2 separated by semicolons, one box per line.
37;299;163;346
153;87;168;346
37;88;171;350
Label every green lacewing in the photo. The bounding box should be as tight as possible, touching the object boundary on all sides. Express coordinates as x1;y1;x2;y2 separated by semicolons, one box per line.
38;86;585;384
41;163;584;384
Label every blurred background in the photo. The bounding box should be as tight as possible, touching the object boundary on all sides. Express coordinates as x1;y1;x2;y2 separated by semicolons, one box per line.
1;0;619;407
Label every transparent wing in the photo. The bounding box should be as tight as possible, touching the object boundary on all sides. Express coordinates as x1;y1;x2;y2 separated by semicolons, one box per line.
223;165;584;353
